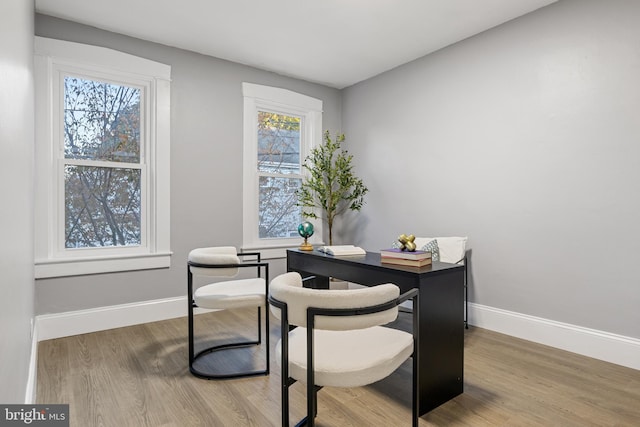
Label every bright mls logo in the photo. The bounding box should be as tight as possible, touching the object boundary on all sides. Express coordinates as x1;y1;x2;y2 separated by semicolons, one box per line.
1;405;68;426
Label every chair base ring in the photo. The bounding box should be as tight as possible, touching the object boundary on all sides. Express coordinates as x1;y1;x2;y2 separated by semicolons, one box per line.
190;340;269;380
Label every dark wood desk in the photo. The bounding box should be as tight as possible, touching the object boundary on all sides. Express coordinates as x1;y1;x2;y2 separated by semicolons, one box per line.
286;249;465;415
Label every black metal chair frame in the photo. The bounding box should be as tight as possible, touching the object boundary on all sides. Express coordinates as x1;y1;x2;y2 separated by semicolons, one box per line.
269;285;420;427
187;252;269;379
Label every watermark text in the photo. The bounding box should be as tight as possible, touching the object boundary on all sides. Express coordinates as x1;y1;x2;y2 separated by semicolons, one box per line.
1;405;68;426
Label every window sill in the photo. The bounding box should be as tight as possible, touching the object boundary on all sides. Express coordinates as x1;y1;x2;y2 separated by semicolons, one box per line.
240;245;295;260
35;252;172;279
241;241;325;260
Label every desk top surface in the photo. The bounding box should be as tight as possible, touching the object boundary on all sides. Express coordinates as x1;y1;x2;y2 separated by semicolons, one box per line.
287;248;463;275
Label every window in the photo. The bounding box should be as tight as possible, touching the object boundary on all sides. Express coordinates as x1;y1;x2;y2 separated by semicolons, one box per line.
34;37;171;278
63;76;143;248
242;83;323;252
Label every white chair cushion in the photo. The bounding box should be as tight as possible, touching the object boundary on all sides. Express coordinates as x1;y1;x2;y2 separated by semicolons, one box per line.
269;272;399;330
194;278;265;310
277;326;413;388
415;236;467;264
189;246;240;277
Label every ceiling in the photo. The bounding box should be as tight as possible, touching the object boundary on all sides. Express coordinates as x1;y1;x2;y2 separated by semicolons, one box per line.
35;0;557;89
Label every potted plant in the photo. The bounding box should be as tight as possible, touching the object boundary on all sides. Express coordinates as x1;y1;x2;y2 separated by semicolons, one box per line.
297;131;368;245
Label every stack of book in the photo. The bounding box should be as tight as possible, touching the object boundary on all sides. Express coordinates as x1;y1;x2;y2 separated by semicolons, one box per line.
380;248;432;267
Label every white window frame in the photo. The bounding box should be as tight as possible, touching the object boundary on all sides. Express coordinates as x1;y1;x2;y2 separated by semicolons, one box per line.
34;37;171;278
242;83;324;255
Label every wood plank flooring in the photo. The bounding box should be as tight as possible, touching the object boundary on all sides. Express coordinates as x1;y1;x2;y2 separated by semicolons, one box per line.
37;308;640;426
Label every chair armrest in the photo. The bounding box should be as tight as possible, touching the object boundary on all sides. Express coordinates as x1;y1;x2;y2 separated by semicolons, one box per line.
398;288;419;304
187;260;269;280
238;251;261;262
301;275;316;287
308;297;404;318
188;260;268;269
304;287;419;319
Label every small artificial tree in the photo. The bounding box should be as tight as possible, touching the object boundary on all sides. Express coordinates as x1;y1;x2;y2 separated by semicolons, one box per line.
297;131;368;245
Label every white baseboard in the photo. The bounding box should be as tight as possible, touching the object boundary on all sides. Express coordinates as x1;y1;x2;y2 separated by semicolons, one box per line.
25;319;38;404
36;296;189;342
468;302;640;371
34;297;640;372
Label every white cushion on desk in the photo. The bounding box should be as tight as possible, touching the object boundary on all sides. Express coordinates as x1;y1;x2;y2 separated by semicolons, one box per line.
415;236;467;264
277;326;414;388
194;278;265;310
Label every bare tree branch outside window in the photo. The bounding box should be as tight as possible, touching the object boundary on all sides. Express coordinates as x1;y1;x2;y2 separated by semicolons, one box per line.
63;76;142;248
257;111;303;239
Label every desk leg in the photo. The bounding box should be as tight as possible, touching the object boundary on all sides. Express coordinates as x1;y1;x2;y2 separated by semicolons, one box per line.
418;270;465;414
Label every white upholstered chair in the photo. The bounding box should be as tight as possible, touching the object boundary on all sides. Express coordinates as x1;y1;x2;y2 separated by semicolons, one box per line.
269;272;419;427
187;246;269;379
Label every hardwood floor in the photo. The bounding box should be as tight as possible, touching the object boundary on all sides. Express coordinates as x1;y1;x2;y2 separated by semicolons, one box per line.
37;309;640;426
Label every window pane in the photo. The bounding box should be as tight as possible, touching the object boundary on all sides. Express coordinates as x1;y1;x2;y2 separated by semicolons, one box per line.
257;111;300;174
64;76;141;163
259;176;302;238
64;165;141;248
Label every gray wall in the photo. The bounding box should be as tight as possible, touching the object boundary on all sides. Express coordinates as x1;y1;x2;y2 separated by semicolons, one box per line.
0;0;35;402
342;0;640;338
34;15;342;314
34;1;640;340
